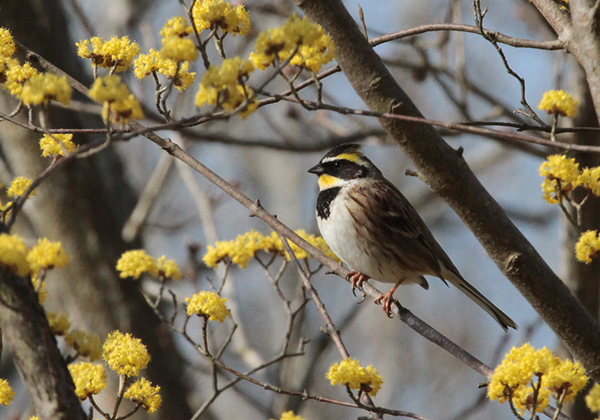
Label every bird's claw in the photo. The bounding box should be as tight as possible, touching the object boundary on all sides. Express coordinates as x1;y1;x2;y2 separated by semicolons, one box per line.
346;271;369;302
374;292;396;318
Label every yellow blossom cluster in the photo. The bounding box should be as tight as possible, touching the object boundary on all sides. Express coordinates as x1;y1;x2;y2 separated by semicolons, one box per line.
89;75;143;124
0;379;15;406
68;362;107;400
0;233;69;280
116;249;181;280
20;73;72;106
586;383;600;412
133;17;197;91
326;358;383;396
275;412;305;420
124;377;162;413
186;291;230;322
133;48;196;90
0;28;71;106
196;56;257;118
192;0;250;36
539;155;600;204
76;36;140;72
160;16;194;38
103;330;150;376
27;237;69;275
116;249;158;278
3;62;39;97
0;233;31;276
0;28;16;59
488;343;588;414
46;311;71;336
39;133;77;157
65;330;103;361
7;176;35;198
203;229;339;269
538;90;578;118
579;166;600;196
160;37;198;63
575;230;600;264
250;14;335;73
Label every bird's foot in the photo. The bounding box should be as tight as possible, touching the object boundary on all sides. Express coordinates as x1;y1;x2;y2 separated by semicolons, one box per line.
374;290;397;318
346;271;369;302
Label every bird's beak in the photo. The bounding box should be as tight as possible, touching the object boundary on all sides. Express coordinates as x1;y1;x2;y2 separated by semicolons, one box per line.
308;163;324;175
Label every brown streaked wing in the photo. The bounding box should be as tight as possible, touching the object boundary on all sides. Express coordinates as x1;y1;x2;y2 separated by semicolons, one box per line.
350;179;449;278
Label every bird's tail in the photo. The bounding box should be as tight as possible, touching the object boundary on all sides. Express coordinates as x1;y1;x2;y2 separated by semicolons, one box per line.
442;268;517;332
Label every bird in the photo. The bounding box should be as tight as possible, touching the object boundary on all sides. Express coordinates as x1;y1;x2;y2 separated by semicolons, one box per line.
308;142;517;331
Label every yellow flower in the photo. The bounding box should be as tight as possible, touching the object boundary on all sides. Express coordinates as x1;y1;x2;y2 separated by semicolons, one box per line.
326;358;383;396
7;176;35;198
192;0;250;36
40;133;77;157
68;362;106;400
544;359;588;403
538;90;578;118
0;233;30;277
133;49;196;91
160;37;198;63
103;94;143;125
89;75;130;103
76;36;140;72
0;28;15;58
539;155;581;204
186;291;230;322
103;331;150;376
116;250;159;279
250;14;334;73
276;411;305;420
202;229;338;268
27;238;69;275
160;16;194;38
575;230;600;264
46;311;71;336
488;344;588;414
65;330;102;361
277;230;340;262
89;76;144;124
0;56;16;84
0;379;15;406
124;377;162;413
156;256;181;280
202;230;278;268
579;166;600;197
586;383;600;412
20;72;71;106
4;62;39;97
195;56;256;117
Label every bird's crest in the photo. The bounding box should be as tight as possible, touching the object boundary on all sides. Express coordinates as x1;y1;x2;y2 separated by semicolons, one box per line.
322;143;365;164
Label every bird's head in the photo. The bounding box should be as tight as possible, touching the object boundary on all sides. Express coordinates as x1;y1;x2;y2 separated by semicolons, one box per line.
308;143;380;190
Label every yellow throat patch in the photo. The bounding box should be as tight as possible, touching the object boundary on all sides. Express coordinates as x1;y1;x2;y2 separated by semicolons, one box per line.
318;174;342;190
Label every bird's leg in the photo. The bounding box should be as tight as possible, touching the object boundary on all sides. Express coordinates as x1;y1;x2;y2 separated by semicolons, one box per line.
374;279;405;317
346;271;369;300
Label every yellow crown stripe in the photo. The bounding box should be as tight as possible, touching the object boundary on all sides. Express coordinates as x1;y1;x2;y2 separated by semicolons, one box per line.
335;153;362;164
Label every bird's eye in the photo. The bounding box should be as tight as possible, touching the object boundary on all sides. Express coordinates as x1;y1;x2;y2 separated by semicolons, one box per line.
332;161;342;169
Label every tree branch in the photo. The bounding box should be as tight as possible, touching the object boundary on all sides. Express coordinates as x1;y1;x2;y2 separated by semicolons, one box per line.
0;266;85;420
